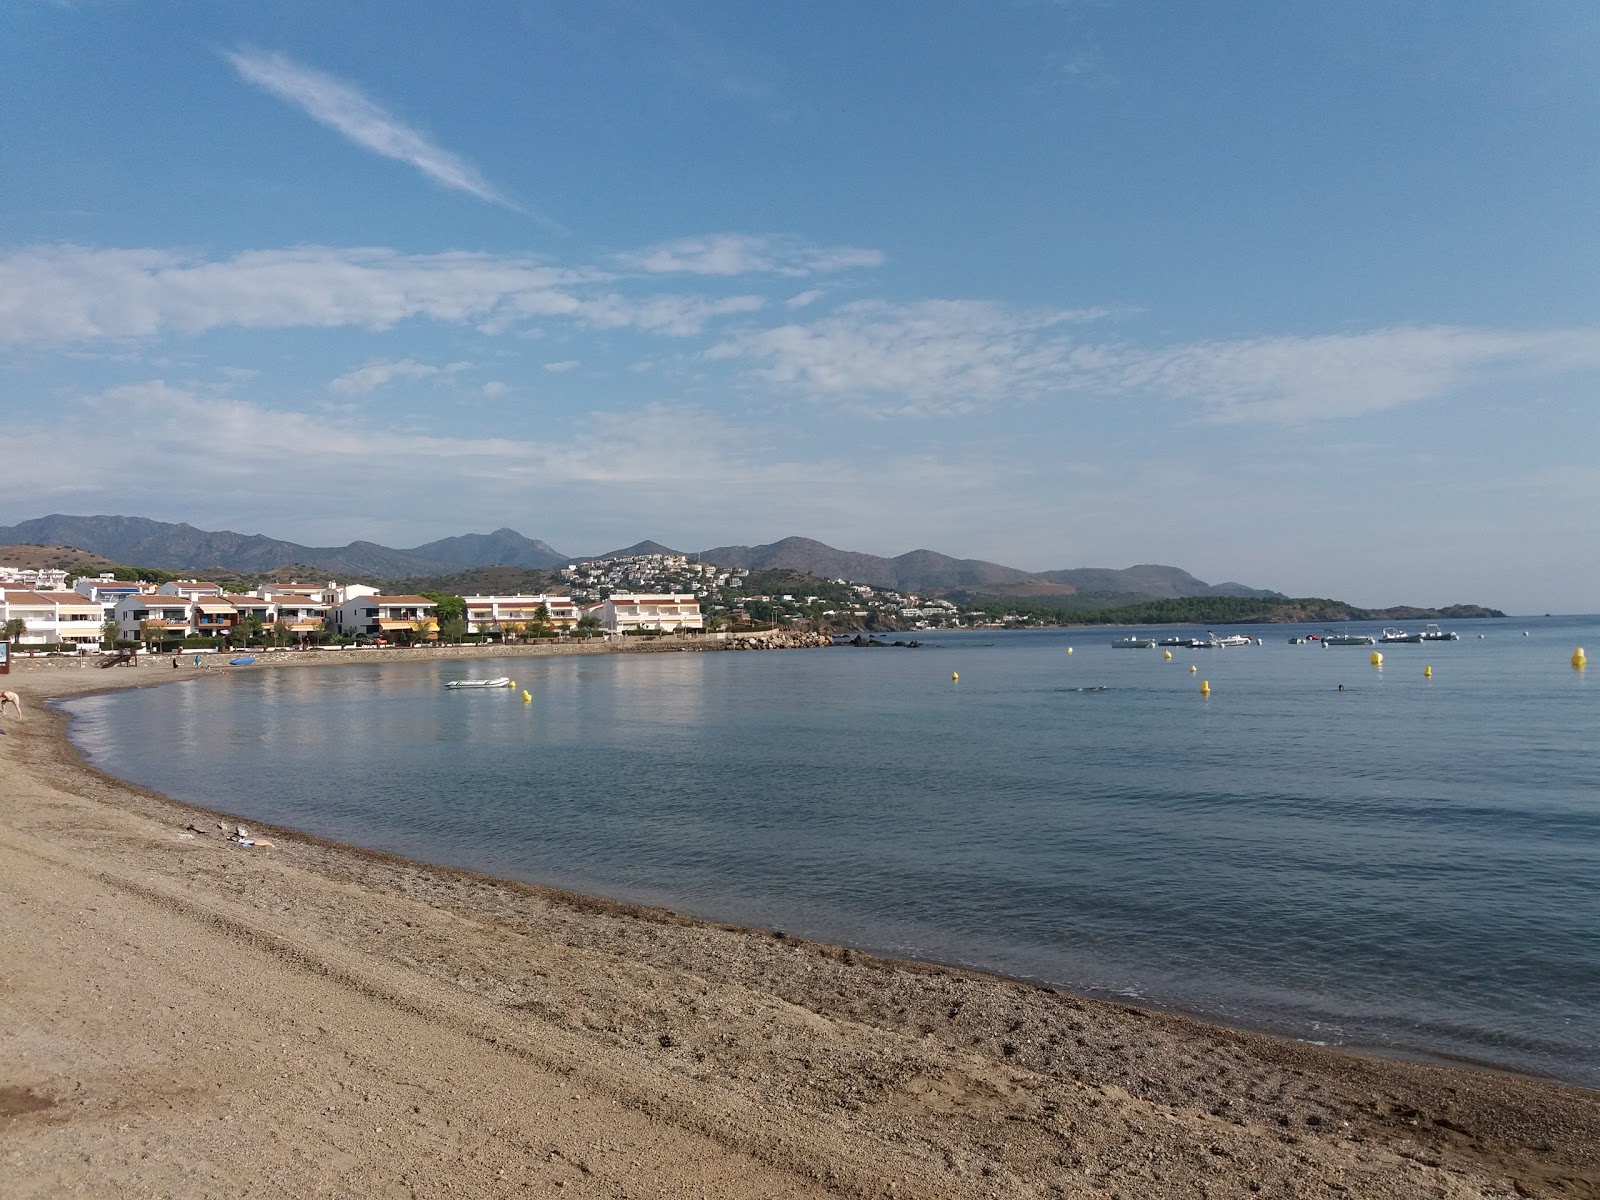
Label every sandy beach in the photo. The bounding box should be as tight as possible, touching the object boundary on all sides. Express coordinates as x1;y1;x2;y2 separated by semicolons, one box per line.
2;651;1596;1198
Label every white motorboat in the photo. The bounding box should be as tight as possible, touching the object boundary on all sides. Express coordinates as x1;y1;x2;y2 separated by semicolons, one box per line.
1322;630;1376;646
1420;624;1459;641
1195;632;1253;648
444;676;515;689
1111;636;1156;648
1378;628;1423;644
1158;636;1206;648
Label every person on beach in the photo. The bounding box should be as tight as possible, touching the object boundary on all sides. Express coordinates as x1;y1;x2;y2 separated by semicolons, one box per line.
0;689;22;716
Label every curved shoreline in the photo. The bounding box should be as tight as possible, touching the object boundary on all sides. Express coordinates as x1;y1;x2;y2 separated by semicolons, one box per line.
4;652;1598;1197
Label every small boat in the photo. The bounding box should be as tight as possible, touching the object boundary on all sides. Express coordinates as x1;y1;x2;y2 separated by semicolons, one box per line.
1420;624;1459;641
1195;632;1252;648
444;676;515;689
1157;636;1206;648
1322;630;1376;646
1287;636;1310;644
229;656;257;665
1111;636;1156;648
1378;628;1423;644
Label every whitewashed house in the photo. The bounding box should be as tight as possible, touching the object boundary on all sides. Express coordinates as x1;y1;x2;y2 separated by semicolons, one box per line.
590;593;704;635
463;594;581;635
327;594;437;641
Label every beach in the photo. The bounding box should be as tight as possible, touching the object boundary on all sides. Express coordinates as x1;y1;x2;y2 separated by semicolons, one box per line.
2;652;1596;1199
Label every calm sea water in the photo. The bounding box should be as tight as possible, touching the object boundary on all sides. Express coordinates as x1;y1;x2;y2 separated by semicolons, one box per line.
61;617;1600;1088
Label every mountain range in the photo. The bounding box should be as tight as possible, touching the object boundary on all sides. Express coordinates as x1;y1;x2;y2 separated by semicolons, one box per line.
0;514;1279;601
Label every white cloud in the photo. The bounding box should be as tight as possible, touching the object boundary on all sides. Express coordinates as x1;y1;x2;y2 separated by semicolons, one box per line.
786;289;824;309
1121;326;1600;425
617;234;884;278
706;299;1119;416
328;358;440;395
542;360;579;373
224;49;518;210
0;382;1000;546
0;245;763;348
481;380;509;398
709;300;1600;424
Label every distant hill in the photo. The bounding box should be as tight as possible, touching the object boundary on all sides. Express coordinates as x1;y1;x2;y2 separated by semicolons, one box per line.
0;543;123;572
405;528;568;570
0;514;1282;603
0;515;448;578
592;540;684;560
1037;564;1282;600
696;536;1046;593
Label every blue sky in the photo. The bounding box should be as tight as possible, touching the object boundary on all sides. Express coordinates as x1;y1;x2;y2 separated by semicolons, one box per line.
2;1;1596;612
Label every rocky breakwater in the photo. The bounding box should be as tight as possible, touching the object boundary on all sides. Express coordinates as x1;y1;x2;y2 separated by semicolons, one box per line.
720;631;834;651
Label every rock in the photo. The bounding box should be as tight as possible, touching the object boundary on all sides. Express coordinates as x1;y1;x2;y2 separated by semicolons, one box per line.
235;825;250;839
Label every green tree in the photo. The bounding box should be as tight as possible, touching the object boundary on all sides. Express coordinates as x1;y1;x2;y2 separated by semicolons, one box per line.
531;603;552;636
575;613;602;638
3;617;27;645
438;614;467;644
101;616;120;648
419;592;465;623
271;619;293;647
138;619;163;651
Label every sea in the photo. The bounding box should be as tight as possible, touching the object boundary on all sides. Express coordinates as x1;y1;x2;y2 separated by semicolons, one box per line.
59;615;1600;1089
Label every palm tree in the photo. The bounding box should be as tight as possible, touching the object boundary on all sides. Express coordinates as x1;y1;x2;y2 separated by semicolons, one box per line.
3;617;27;646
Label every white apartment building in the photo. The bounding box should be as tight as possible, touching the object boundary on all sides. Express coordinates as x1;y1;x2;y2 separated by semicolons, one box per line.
590;593;704;635
0;590;105;650
0;566;69;590
463;594;581;635
113;593;196;641
157;580;226;599
326;594;437;640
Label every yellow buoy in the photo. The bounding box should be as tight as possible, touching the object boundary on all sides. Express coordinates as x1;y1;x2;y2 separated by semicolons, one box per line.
1163;650;1172;660
1370;651;1383;666
1200;680;1210;695
1424;665;1432;678
1066;647;1073;655
1574;647;1587;669
1189;664;1197;673
952;671;959;682
521;689;532;702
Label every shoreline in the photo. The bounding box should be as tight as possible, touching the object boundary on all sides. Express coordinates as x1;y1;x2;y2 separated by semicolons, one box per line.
3;655;1597;1197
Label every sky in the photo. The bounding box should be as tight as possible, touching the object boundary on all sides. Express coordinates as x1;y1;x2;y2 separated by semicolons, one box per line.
2;1;1596;612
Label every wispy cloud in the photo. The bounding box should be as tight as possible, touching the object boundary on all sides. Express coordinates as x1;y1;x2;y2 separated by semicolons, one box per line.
1122;326;1600;424
0;382;999;549
328;358;441;395
708;300;1600;424
617;234;884;278
0;245;759;347
706;299;1121;416
223;48;519;210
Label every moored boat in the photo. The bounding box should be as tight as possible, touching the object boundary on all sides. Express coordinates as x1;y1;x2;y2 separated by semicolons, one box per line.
1322;630;1376;646
1420;623;1459;641
1210;633;1254;648
1111;636;1156;648
1378;628;1423;644
444;676;515;689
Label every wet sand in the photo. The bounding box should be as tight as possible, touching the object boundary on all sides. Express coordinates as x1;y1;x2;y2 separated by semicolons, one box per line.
2;658;1596;1198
